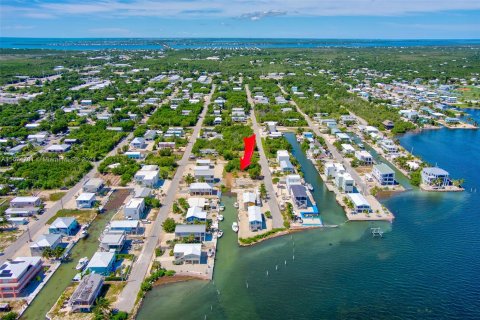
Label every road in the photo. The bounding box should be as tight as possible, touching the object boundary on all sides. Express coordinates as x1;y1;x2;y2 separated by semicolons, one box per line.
0;132;133;265
245;84;284;229
115;84;216;313
277;85;369;195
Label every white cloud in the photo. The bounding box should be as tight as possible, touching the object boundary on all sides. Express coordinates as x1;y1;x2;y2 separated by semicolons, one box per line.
3;0;480;19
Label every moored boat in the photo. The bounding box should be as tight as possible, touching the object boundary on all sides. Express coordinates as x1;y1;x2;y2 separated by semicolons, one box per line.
232;222;239;233
218;214;224;221
76;257;89;271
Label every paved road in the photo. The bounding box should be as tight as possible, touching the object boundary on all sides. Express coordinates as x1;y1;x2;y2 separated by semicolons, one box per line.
245;84;284;229
115;84;216;313
0;132;133;265
278;85;369;194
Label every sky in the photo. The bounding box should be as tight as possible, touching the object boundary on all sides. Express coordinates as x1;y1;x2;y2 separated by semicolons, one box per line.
1;0;480;39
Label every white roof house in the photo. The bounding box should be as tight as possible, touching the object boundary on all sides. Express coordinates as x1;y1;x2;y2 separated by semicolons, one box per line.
194;166;215;182
124;198;145;220
189;182;214;195
347;193;371;213
134;166;159;187
10;196;41;208
248;206;262;223
86;251;115;272
83;178;104;193
187;197;207;209
76;193;96;209
276;150;290;163
30;234;62;256
173;243;202;263
186;206;207;221
45;144;71;153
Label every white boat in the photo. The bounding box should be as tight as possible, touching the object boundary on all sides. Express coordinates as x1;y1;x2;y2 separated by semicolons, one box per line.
217;230;224;238
219;204;225;211
207;249;215;257
233;202;239;208
306;183;314;191
75;257;89;271
218;215;224;221
232;222;239;233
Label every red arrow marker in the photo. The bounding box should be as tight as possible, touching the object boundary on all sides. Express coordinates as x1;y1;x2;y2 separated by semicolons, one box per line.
240;134;256;170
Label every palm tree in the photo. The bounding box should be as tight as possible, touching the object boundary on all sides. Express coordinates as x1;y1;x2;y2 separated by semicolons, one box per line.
184;174;195;186
93;297;111;318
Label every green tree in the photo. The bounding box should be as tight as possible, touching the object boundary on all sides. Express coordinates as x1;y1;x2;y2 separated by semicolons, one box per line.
162;218;176;233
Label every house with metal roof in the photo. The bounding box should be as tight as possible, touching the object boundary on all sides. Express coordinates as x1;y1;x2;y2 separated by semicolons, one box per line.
248;206;263;231
109;220;141;234
10;196;41;208
290;185;308;209
421;167;451;187
347;193;372;213
49;217;79;236
186;206;207;223
372;163;396;185
82;178;104;194
69;273;104;312
189;182;214;195
30;234;62;256
85;251;115;275
124;198;145;220
100;232;126;252
0;257;43;298
76;193;96;209
175;224;206;242
174;244;202;264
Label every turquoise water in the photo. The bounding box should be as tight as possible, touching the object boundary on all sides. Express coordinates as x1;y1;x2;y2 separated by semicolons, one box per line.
138;111;480;319
2;38;480;50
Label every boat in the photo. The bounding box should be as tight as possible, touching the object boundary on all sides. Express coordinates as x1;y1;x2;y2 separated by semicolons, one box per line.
306;183;314;191
219;204;225;211
72;273;82;282
233;202;239;208
80;229;89;239
232;222;239;233
75;257;89;271
218;215;224;221
217;230;224;238
207;248;215;257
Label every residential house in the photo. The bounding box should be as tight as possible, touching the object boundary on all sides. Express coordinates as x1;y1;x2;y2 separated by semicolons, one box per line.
372;163;396;185
158;141;175;149
69;273;104;312
189;183;214;195
109;220;141;234
421;167;451;187
173;244;202;264
175;224;206;242
347;193;372;213
335;132;351;142
100;232;126;252
124;198;145;220
341;144;355;155
242;192;257;210
290;184;308;209
29;234;62;256
130;137;147;149
194;166;215;183
49;217;79;236
10;196;41;208
380;139;398;154
134;165;160;187
335;172;355;193
144;130;157;141
354;150;373;165
125;151;143;159
248;206;263;231
85;251;115;275
231;108;246;122
0;257;43;298
285;174;302;191
186;206;207;223
45;144;71;153
76;193;96;209
82;178;104;194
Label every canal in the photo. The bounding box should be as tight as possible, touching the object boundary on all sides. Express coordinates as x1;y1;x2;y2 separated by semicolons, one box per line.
22;190;129;319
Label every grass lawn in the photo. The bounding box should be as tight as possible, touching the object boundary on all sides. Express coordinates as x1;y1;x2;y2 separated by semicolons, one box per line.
49;192;67;202
47;209;97;225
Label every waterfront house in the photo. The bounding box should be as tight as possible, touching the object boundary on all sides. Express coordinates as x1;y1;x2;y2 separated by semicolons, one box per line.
49;217;78;236
100;232;126;252
10;196;41;208
189;182;214;196
347;193;372;213
109;220;141;234
69;273;103;312
248;206;263;231
82;178;104;194
372;163;396;185
85;251;115;275
286;174;302;191
265;121;277;133
173;244;202;264
335;172;355;193
382;120;395;130
130;137;147;149
290;185;308;209
124;198;145;220
0;257;43;298
175;224;206;242
194;166;215;183
421;167;451;187
335;132;351;142
354;150;373;165
133;186;152;198
380;139;398;154
29;234;62;257
187;197;208;210
134;165;160;187
242;192;257;210
76;193;96;209
341;144;355;155
186;206;207;223
445;117;460;124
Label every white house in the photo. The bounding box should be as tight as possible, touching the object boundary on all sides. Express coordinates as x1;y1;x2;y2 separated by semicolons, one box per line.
341;144;355;155
186;206;207;223
372;163;396;185
194;166;215;183
355;150;373;165
45;144;71;153
10;196;41;208
347;193;372;213
76;193;96;209
380;139;398;154
335;172;355;193
130;137;147;149
124;198;145;220
285;174;302;191
134;165;160;187
189;183;214;195
421;167;451;187
173;244;202;264
248;206;263;231
83;178;104;194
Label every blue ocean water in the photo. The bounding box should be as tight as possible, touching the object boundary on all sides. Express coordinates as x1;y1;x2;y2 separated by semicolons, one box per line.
1;38;480;50
137;109;480;319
